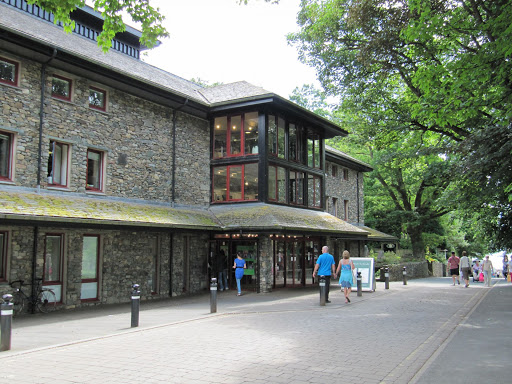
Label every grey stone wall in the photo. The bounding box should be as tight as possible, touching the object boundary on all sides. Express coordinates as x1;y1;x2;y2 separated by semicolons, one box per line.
258;235;273;293
384;262;430;281
325;161;364;224
0;51;210;206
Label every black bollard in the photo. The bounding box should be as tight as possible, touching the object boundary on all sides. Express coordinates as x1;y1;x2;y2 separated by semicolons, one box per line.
403;266;407;285
357;271;362;297
385;266;390;290
131;284;141;328
210;277;217;313
1;294;13;351
319;275;326;306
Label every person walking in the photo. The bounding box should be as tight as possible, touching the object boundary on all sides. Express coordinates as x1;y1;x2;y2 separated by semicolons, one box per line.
472;260;481;283
336;250;355;303
502;255;508;280
447;251;460;286
481;255;494;287
460;251;471;288
312;246;336;303
233;252;246;296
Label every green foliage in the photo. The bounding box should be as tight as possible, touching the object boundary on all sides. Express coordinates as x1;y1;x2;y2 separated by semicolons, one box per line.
28;0;168;52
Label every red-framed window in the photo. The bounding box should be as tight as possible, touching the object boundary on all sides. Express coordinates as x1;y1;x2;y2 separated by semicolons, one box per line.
268;164;286;203
0;57;19;86
86;149;104;192
212;163;258;202
89;86;107;111
0;231;8;282
268;115;286;159
213;112;258;158
289;170;305;206
81;235;100;301
0;130;14;181
48;140;69;187
51;75;72;101
43;234;63;284
308;174;322;208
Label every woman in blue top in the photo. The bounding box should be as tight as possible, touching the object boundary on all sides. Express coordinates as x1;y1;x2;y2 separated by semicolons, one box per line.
336;250;355;303
233;252;246;296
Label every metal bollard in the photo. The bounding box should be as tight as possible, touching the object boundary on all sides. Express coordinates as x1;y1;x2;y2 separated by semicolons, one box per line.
403;266;407;285
385;266;390;290
210;277;217;313
131;284;141;328
1;294;13;351
319;275;326;306
357;271;362;297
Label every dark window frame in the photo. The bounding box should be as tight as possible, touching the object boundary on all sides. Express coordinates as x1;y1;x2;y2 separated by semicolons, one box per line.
213;112;259;159
81;234;100;302
48;140;70;187
343;168;349;181
308;174;322;209
0;231;8;282
86;148;104;192
212;163;258;203
0;56;19;87
0;130;14;181
43;233;64;285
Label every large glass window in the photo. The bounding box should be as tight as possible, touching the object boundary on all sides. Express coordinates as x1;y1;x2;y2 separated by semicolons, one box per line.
213;163;258;202
308;174;322;208
268;165;286;203
44;235;63;283
268;115;286;159
0;57;18;86
0;131;13;181
289;170;304;205
307;134;321;169
213;112;258;158
48;141;69;187
289;123;297;162
81;235;99;301
51;75;72;101
86;149;104;191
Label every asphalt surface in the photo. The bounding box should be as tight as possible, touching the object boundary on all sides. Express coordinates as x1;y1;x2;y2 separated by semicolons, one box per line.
0;277;509;383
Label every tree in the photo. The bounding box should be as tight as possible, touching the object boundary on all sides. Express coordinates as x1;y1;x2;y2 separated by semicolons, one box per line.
288;0;512;250
28;0;168;51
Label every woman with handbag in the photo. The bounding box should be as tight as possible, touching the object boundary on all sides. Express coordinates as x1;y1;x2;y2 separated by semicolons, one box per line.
336;250;355;304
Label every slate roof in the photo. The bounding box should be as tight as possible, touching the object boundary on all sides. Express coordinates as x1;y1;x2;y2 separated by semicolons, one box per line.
0;190;220;230
325;145;373;172
209;203;370;236
356;225;398;241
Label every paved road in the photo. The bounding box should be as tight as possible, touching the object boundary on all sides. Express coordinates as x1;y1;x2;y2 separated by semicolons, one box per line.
0;277;509;383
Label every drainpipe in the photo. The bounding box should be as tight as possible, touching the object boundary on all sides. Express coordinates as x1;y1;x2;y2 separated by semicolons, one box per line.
171;98;189;207
37;48;57;192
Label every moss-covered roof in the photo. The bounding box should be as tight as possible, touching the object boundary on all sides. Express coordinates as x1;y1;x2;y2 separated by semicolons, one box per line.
0;190;220;230
357;225;398;241
209;203;369;236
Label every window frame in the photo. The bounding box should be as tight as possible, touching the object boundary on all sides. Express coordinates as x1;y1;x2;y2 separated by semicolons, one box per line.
332;165;338;178
343;168;349;181
88;86;107;111
213;112;259;159
332;197;338;217
0;231;8;282
289;170;305;206
81;234;100;302
212;163;258;203
308;174;322;209
0;56;19;87
43;233;64;285
51;74;72;101
0;130;14;182
344;200;349;221
86;148;105;192
48;140;70;188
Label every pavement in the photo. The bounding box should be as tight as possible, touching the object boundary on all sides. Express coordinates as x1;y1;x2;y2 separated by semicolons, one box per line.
0;277;509;383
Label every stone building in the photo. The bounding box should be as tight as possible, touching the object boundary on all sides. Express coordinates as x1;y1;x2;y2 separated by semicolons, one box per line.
0;1;394;312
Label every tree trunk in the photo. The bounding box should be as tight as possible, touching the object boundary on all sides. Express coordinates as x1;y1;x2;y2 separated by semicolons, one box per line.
407;225;425;259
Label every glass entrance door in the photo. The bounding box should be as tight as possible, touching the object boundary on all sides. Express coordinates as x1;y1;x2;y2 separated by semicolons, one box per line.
286;241;303;286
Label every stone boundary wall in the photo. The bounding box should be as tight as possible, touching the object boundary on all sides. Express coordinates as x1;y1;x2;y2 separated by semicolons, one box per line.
381;261;430;281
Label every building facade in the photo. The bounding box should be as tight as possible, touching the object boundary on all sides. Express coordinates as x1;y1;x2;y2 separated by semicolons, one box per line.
0;1;393;313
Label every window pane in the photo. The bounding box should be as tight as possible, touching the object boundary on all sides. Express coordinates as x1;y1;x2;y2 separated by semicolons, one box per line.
45;235;62;282
307;138;314;167
268;166;276;200
52;77;70;99
89;88;105;109
268;115;277;155
315;177;321;207
277;166;286;203
230;115;242;155
87;150;102;190
48;141;68;186
289;123;297;161
213;166;227;201
290;171;304;205
244;163;258;200
229;166;242;200
308;175;321;207
0;232;5;278
0;133;11;178
314;138;320;168
82;236;98;279
244;112;259;155
278;117;285;159
0;59;16;84
214;116;227;158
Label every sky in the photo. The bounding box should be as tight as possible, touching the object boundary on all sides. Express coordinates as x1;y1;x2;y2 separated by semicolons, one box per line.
139;0;320;98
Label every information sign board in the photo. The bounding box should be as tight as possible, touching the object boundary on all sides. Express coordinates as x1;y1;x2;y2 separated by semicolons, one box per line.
351;258;375;292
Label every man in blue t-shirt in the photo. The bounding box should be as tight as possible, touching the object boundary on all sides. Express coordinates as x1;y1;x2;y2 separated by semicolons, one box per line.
312;246;337;303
